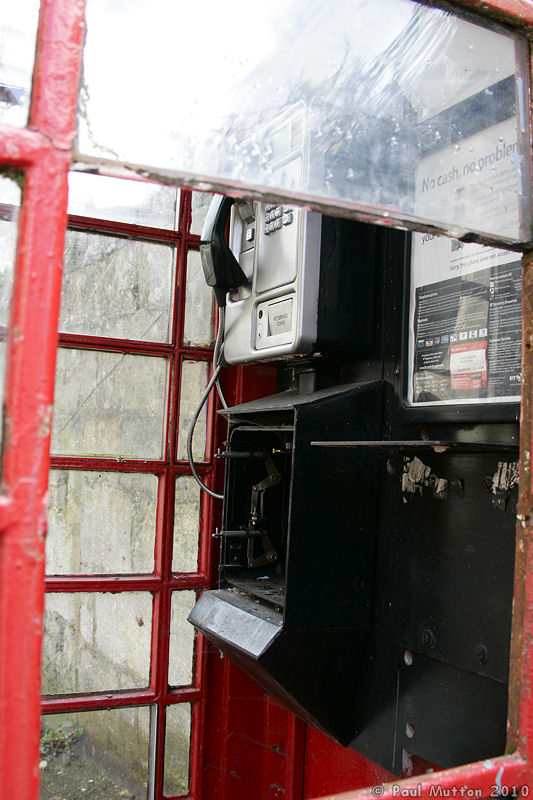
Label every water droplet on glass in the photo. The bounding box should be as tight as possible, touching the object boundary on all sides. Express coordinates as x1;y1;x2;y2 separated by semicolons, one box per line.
325;169;333;181
499;137;504;143
345;168;355;181
454;144;460;152
468;44;475;51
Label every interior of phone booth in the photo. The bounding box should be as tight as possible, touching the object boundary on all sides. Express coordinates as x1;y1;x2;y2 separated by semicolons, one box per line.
3;1;531;799
191;200;520;787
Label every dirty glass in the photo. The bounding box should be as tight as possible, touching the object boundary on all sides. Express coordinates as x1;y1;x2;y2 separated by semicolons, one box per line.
190;191;214;235
51;349;169;459
40;706;151;800
60;231;175;342
46;470;158;575
173;476;202;573
183;249;215;347
0;177;20;453
168;591;196;687
78;0;530;245
176;360;209;462
68;171;180;229
42;592;153;694
0;2;40;127
163;703;191;796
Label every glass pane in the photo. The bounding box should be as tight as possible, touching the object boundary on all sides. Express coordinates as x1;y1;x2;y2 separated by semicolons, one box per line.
68;171;180;229
190;191;213;235
60;231;175;342
407;234;522;406
78;0;530;244
46;470;158;575
0;177;21;454
168;591;196;687
51;349;169;459
0;177;20;327
0;2;40;127
40;706;151;800
173;476;201;572
183;249;214;347
163;704;191;796
42;592;152;694
176;360;209;462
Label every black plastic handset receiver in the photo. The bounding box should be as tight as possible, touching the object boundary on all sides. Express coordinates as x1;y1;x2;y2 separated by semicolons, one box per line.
200;195;248;308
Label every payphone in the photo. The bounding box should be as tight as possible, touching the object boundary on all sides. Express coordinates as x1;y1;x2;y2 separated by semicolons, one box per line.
200;192;377;367
190;187;520;773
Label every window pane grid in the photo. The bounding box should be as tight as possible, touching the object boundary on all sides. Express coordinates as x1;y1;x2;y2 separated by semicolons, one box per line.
45;184;218;799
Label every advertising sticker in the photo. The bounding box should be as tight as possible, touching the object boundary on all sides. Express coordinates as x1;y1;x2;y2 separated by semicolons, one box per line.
408;234;521;406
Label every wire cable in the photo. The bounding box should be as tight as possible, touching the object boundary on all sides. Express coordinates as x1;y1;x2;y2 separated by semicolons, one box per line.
187;306;227;499
213;307;227;409
187;362;224;499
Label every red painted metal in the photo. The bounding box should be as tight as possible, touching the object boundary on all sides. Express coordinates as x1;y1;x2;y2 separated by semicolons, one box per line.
0;3;86;800
452;0;533;28
302;729;395;799
41;688;202;714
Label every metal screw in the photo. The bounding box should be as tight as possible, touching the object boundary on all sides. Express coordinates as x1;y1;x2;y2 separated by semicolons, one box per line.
475;645;489;664
421;629;436;648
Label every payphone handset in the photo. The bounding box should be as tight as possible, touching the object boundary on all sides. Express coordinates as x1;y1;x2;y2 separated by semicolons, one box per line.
201;193;322;365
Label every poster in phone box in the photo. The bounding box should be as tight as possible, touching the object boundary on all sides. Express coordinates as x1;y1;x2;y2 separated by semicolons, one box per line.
409;234;521;405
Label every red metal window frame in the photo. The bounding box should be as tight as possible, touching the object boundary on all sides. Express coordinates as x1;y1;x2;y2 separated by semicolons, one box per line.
0;2;532;800
41;190;222;800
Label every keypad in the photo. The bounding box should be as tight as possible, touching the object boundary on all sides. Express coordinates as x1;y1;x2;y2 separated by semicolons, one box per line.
264;205;293;235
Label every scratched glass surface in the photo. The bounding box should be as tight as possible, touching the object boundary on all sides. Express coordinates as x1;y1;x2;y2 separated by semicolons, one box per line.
78;0;530;244
183;249;214;347
40;707;152;800
68;172;180;229
176;360;209;462
0;2;40;127
173;476;202;573
51;349;169;459
163;703;191;796
46;470;158;575
190;191;214;236
60;231;175;342
168;591;196;687
42;592;153;694
0;178;20;454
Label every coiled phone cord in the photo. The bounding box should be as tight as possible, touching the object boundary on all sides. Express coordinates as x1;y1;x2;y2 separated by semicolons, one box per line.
187;307;226;499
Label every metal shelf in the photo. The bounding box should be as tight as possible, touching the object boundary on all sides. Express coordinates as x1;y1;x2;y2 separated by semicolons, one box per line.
311;440;519;453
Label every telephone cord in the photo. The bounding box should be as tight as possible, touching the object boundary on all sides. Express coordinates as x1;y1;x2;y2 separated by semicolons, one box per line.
187;307;226;499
